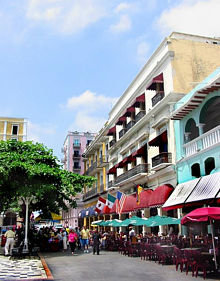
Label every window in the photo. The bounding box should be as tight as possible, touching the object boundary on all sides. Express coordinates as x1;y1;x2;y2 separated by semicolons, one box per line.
12;125;19;135
73;162;80;169
87;139;92;146
185;118;199;142
191;163;201;178
205;157;215;175
73;139;80;146
200;97;220;133
73;150;80;157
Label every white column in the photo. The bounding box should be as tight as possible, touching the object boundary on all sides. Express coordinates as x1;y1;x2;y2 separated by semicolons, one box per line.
197;123;205;136
23;120;27;141
3;121;7;140
177;208;183;235
157;207;165;235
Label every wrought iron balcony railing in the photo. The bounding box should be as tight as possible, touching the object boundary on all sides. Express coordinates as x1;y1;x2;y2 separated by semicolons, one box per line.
135;110;146;123
119;128;127;139
109;139;116;148
151;91;165;107
151;152;172;168
114;164;149;185
126;120;136;131
98;156;108;167
83;187;97;200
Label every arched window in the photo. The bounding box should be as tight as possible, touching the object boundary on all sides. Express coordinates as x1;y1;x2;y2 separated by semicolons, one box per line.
185;118;199;142
200;97;220;133
191;163;201;178
204;157;215;175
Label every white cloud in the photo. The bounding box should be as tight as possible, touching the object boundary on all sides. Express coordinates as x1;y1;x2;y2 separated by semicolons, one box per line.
157;0;220;37
69;112;106;133
26;0;108;34
65;90;118;112
137;41;149;64
63;90;118;133
27;121;56;143
115;2;131;13
110;15;131;33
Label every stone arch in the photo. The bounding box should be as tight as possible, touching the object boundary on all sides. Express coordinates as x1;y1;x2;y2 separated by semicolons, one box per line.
185;118;199;141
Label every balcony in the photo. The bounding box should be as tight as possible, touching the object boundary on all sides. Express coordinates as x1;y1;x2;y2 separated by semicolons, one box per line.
151;152;172;170
108;180;115;188
109;139;116;148
99;184;105;193
83;187;97;200
73;166;81;171
98;156;108;167
151;91;165;107
119;128;127;139
73;143;81;148
73;153;81;159
126;120;136;131
135;110;146;123
183;125;220;158
114;164;149;185
84;161;102;175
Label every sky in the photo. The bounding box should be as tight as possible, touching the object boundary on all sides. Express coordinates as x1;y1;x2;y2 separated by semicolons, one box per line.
0;0;220;161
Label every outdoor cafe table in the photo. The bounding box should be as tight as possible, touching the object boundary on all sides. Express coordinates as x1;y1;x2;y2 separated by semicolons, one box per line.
160;245;174;254
181;248;202;254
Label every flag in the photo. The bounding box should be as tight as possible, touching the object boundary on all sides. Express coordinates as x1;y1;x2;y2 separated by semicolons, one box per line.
116;191;126;214
95;197;106;214
105;194;116;213
136;185;143;205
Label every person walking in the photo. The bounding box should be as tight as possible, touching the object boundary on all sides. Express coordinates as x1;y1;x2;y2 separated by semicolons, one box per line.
62;229;68;252
4;227;16;256
80;226;90;253
68;229;77;255
92;229;101;255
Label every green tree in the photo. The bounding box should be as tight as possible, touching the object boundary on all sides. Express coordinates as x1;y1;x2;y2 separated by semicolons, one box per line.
0;140;95;217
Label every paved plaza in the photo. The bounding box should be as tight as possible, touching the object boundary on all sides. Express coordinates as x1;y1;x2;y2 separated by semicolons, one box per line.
44;249;220;281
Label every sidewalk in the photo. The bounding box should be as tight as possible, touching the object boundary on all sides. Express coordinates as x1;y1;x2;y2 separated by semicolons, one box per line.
0;246;53;280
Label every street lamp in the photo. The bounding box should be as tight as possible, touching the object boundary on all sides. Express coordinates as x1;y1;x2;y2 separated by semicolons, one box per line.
19;196;36;254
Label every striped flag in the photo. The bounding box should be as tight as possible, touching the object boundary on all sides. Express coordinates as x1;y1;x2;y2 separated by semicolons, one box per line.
116;191;126;214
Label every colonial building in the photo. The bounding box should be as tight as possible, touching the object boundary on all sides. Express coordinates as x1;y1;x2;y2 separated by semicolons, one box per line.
81;126;109;227
0;117;27;141
82;32;220;234
61;131;96;228
163;67;220;235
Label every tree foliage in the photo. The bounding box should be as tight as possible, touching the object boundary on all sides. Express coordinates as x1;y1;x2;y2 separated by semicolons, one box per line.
0;140;95;216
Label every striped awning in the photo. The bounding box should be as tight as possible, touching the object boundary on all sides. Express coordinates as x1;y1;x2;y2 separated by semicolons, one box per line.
163;178;200;210
146;73;163;90
186;172;220;203
133;93;145;107
107;126;116;136
116;116;127;125
148;131;167;147
163;172;220;210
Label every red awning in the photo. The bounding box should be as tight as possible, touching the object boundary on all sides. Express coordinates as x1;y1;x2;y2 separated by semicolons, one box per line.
148;184;174;208
124;106;135;117
107;126;116;136
116;116;127;125
148;131;167;147
109;201;117;214
107;166;117;174
115;161;124;168
122;155;134;164
146;73;164;90
133;93;145;107
121;194;137;213
132;144;147;157
134;189;154;210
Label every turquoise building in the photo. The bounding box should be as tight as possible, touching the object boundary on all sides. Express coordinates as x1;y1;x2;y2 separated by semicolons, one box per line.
163;68;220;234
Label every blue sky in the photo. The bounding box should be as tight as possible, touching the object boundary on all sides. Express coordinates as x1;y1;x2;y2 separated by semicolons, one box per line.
0;0;219;160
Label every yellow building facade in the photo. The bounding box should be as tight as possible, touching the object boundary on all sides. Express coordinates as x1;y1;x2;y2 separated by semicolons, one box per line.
0;117;27;141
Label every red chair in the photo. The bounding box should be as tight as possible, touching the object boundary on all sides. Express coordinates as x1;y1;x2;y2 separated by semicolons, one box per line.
194;253;215;279
173;247;187;272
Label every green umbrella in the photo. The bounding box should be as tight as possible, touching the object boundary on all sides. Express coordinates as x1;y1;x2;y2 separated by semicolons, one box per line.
118;216;148;227
100;220;112;226
139;215;180;227
91;220;103;226
108;219;122;227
